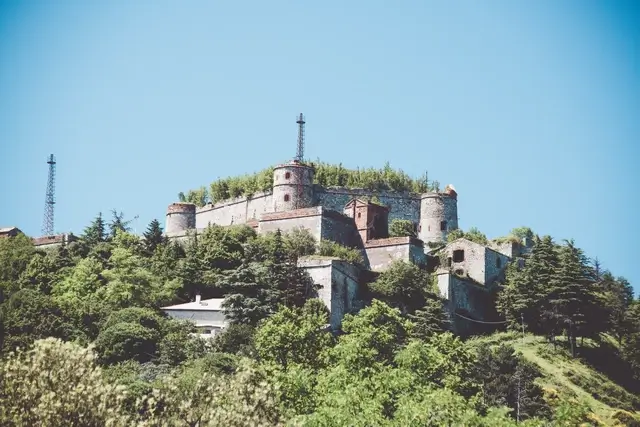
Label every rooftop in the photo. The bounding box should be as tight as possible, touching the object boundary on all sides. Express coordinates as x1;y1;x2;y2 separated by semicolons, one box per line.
162;297;224;311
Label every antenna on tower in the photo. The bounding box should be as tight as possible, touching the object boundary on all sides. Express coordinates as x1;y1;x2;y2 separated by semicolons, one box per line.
42;154;56;236
295;113;305;162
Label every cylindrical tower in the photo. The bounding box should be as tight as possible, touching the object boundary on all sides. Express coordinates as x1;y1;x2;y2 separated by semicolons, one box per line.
272;160;315;212
418;185;458;245
166;202;196;236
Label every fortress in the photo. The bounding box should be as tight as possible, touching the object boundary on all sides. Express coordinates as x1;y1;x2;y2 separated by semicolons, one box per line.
164;116;530;333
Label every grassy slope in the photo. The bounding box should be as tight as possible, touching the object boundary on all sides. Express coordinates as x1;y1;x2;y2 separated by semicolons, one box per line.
467;332;640;426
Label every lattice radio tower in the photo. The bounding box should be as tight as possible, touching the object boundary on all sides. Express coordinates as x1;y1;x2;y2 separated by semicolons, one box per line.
295;113;305;162
42;154;56;236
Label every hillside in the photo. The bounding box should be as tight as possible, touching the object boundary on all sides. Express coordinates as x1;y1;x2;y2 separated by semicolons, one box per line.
468;332;640;426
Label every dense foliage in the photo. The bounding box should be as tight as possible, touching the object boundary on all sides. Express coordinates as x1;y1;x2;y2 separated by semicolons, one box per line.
180;161;439;206
0;211;638;425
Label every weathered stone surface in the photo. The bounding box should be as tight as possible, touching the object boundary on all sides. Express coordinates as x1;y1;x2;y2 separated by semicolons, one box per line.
166;203;196;236
273;162;315;212
315;186;421;223
298;257;362;330
195;192;273;229
418;193;458;244
437;238;510;286
364;237;426;272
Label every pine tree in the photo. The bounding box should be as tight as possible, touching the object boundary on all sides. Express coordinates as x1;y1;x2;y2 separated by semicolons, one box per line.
143;219;165;253
221;260;274;326
81;213;106;246
268;229;316;309
544;240;594;354
409;296;450;339
108;210;133;239
524;236;559;335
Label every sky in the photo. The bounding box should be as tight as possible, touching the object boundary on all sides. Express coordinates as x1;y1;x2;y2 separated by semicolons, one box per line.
0;1;638;291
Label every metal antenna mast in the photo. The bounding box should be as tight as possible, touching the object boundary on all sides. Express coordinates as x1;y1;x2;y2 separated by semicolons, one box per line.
42;154;56;236
295;113;305;162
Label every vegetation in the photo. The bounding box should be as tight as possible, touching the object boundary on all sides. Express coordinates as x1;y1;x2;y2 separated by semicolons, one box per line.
0;210;638;425
389;219;417;238
447;226;489;245
181;161;440;206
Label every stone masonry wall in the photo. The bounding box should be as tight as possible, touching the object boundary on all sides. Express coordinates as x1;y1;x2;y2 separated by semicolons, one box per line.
484;248;510;286
364;237;426;272
441;239;486;285
298;257;361;329
258;207;323;242
320;211;360;248
195;191;273;228
437;273;496;335
315;186;420;223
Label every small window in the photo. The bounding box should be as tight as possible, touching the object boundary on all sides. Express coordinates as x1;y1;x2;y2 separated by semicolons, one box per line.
357;212;361;218
204;329;211;334
496;257;502;268
284;194;290;202
428;225;431;232
440;221;447;231
285;172;291;179
455;268;464;276
453;249;464;263
418;224;421;232
446;257;452;267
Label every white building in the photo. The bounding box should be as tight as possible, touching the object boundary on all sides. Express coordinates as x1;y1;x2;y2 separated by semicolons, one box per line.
162;296;227;338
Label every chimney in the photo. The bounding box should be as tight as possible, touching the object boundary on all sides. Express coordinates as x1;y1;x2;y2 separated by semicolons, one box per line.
195;294;201;304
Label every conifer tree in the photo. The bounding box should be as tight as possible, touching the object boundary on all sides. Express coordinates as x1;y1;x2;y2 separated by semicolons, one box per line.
409;296;450;339
108;210;133;239
143;219;165;253
543;240;594;353
81;212;106;245
268;229;316;309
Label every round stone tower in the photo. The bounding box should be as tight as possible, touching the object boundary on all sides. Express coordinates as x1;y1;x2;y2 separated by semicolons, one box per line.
418;185;459;245
165;202;196;236
272;160;315;212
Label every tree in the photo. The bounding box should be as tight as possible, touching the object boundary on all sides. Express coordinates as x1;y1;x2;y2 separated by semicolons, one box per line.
0;231;35;297
140;359;284;426
1;289;76;353
221;260;274;326
368;261;431;315
0;338;131;426
498;236;558;335
254;299;334;371
108;210;133;239
544;240;595;353
408;296;450;339
269;229;317;309
82;212;107;245
472;344;550;421
142;219;165;254
389;219;417;238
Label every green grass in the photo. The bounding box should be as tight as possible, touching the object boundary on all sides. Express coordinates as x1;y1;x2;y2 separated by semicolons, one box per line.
468;332;640;426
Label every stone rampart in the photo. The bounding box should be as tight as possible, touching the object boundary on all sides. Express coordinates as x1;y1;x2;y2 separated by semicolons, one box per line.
298;257;363;329
364;237;427;272
315;186;420;223
195;191;273;228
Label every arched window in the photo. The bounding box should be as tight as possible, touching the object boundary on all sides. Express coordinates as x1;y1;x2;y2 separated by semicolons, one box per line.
284;194;290;202
440;221;447;231
285;172;291;179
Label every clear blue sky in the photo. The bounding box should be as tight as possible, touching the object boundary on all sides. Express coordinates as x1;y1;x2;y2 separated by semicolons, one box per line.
1;1;638;291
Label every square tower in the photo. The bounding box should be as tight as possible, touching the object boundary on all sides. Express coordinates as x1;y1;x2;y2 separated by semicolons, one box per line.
343;198;389;243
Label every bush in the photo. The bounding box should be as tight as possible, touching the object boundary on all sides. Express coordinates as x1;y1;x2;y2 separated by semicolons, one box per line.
389;219;417;238
317;240;364;266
